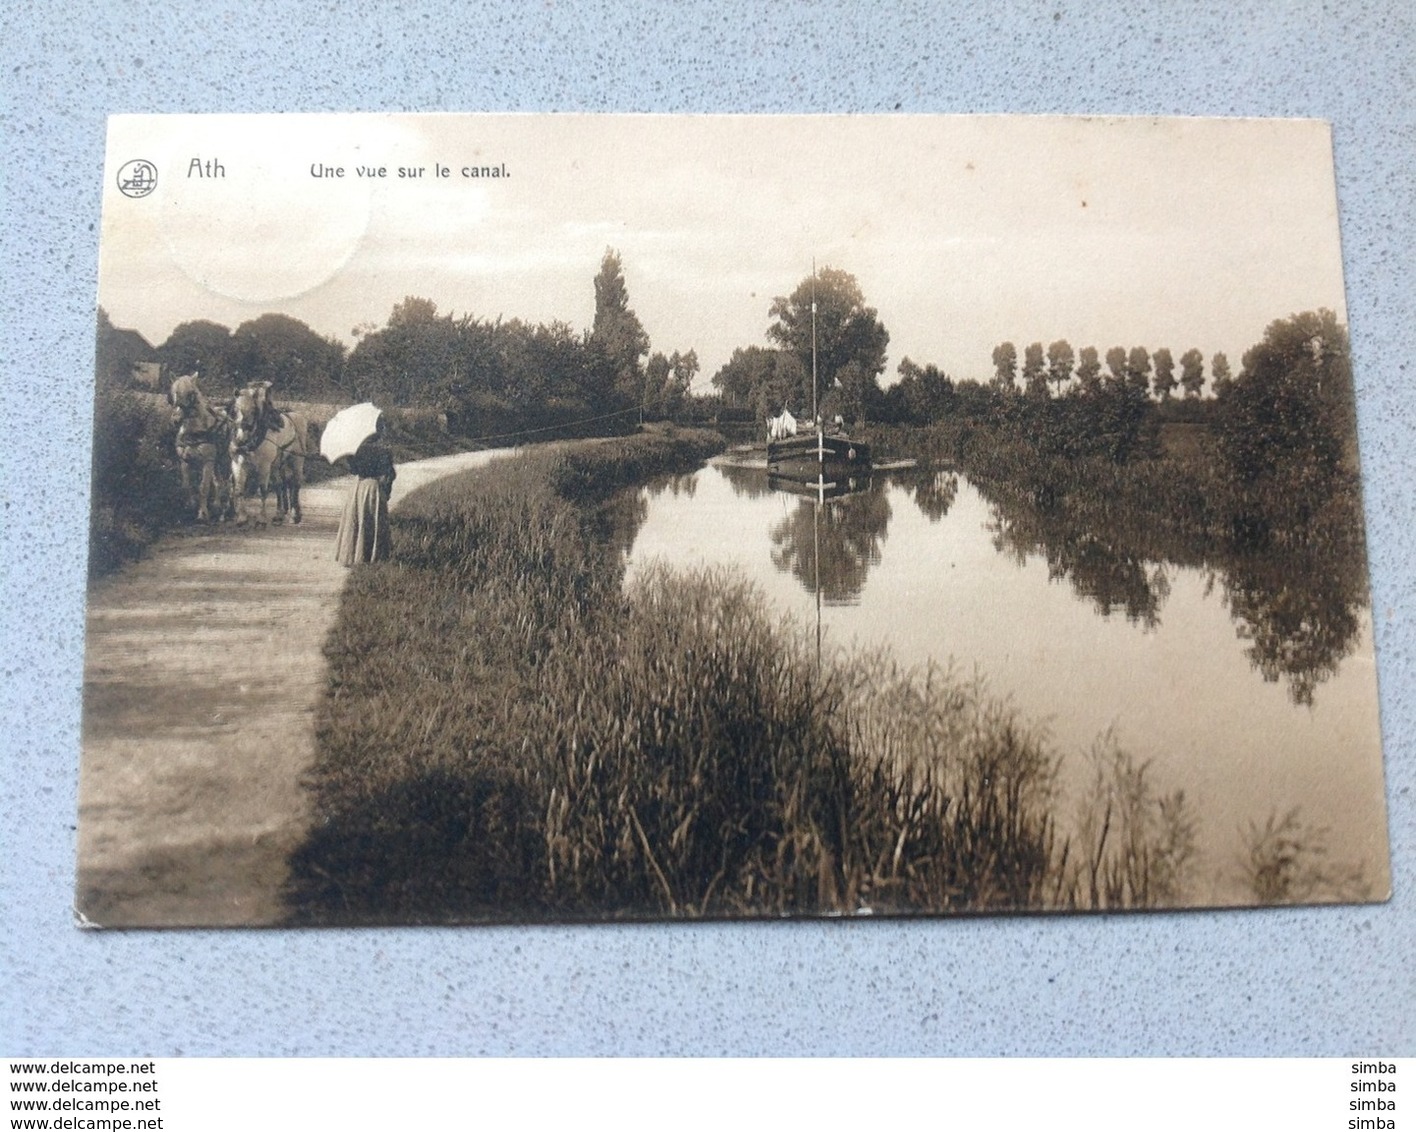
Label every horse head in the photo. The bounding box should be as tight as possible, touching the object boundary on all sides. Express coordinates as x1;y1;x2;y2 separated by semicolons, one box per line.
230;383;276;451
232;382;284;450
169;373;202;422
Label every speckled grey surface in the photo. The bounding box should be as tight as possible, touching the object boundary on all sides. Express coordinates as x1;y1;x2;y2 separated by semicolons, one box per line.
2;1;1412;1055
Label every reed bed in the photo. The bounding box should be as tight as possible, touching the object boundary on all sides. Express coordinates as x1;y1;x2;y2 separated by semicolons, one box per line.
288;430;1192;924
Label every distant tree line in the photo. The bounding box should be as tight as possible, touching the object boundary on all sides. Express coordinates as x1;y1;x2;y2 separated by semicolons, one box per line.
95;249;699;441
977;312;1352;485
989;338;1230;402
703;271;1355;551
956;309;1363;706
705;267;1244;436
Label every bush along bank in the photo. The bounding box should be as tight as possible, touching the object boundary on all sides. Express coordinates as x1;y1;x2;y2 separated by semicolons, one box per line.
288;428;1205;924
89;388;195;578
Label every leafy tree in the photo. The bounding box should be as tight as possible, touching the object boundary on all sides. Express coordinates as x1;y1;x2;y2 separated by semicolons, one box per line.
228;313;346;398
642;354;670;420
388;295;440;329
710;346;807;419
953;378;999;420
991;341;1018;392
158;319;234;388
1179;348;1205;398
1047;339;1075;395
1022;341;1047;398
590;249;650;409
341;298;626;435
1217;310;1351;533
643;349;698;419
94;307;151;391
1151;347;1176;401
496;317;605;410
1105;346;1128;387
1076;346;1102;395
1211;351;1234;396
1126;346;1151;396
664;349;699;416
823;360;876;425
1094;381;1156;463
768;266;889;420
890;357;955;423
344;300;458;406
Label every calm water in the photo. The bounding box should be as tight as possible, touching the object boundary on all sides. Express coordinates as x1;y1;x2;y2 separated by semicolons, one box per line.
623;460;1389;895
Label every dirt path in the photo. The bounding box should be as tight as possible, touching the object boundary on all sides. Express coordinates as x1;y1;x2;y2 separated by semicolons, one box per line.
76;449;509;928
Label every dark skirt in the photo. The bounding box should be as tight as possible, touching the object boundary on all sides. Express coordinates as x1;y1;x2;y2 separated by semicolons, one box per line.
334;477;391;565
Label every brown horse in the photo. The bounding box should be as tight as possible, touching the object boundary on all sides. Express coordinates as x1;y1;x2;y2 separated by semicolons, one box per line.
169;373;234;522
229;382;310;524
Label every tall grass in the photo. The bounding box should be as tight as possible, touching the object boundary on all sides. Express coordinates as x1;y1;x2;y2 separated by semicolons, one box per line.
1237;807;1371;905
536;569;1060;916
1053;733;1199;910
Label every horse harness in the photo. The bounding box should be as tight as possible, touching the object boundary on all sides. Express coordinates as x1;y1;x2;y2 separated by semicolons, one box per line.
175;399;231;458
232;409;300;459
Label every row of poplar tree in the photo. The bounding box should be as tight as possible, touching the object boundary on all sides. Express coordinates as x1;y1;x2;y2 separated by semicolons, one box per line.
989;341;1233;401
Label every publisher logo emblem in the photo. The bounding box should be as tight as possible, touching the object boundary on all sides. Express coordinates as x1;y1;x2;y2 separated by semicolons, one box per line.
117;159;158;198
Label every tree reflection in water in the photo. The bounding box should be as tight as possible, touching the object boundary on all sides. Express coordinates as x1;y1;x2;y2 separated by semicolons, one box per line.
591;488;650;565
769;485;892;605
1223;541;1363;707
986;502;1173;630
635;458;1368;707
645;472;699;501
978;476;1367;705
906;469;960;523
717;460;776;500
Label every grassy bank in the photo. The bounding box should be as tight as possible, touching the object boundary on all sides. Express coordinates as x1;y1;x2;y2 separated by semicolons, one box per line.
288;428;1209;924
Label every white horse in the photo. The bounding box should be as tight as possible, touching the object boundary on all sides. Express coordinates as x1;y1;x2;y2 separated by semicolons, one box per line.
169;373;234;522
229;382;310;524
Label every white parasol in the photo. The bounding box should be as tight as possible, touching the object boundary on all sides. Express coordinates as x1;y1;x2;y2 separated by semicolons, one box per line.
320;402;383;463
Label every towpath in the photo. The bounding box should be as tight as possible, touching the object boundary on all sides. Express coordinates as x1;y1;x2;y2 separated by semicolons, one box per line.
76;449;508;928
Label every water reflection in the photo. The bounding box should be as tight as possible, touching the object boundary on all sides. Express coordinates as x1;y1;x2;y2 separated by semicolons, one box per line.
629;459;1369;707
717;460;776;500
762;469;962;603
646;472;700;501
588;488;649;564
767;482;891;606
1224;546;1363;707
987;505;1174;629
906;470;960;523
973;474;1368;705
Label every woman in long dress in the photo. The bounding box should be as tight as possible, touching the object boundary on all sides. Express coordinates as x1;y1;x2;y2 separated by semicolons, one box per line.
334;425;396;566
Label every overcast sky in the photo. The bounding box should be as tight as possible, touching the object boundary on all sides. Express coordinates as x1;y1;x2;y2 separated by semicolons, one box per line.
100;113;1347;390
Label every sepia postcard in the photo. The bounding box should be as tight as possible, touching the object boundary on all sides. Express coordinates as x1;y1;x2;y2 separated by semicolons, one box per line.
80;112;1389;928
